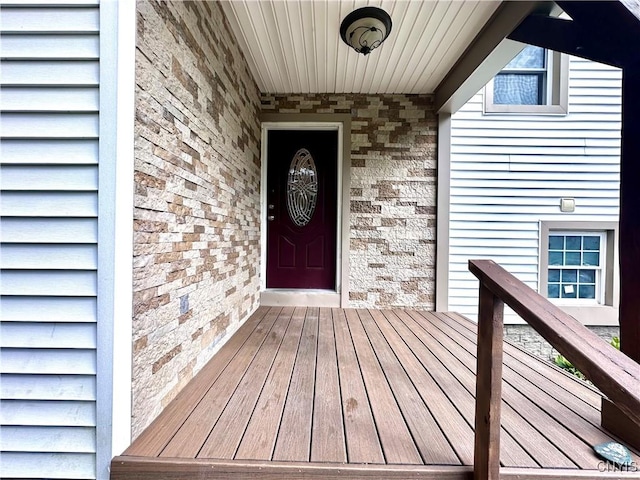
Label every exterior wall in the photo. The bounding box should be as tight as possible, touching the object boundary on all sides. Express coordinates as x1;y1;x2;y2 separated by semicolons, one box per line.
449;56;622;324
133;0;262;437
262;95;438;309
506;325;619;362
0;3;104;479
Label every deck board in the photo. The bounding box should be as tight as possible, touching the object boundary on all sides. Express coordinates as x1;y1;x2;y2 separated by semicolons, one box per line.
161;306;284;457
442;312;603;409
332;307;384;464
114;307;640;480
423;311;639;468
433;313;615;432
373;309;475;465
310;308;347;463
345;308;423;464
234;307;305;460
392;309;539;468
272;307;319;461
410;310;579;468
362;309;461;465
199;307;299;459
442;310;637;457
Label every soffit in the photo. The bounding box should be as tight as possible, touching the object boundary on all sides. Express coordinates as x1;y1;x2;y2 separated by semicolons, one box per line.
220;0;502;94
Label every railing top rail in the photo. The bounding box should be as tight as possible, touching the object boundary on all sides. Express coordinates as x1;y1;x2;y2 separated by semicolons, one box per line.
469;259;640;427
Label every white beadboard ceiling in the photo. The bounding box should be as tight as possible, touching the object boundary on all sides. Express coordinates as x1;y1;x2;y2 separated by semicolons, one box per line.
220;0;502;94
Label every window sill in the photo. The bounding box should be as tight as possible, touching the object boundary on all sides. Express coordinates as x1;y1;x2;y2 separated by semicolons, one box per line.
504;305;618;326
483;104;568;116
557;305;619;326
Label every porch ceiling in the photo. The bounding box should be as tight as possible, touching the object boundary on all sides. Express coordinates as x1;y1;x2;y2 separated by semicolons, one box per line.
220;0;504;95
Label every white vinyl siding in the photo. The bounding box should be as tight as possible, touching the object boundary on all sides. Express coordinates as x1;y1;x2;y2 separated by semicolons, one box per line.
449;56;621;322
0;2;101;478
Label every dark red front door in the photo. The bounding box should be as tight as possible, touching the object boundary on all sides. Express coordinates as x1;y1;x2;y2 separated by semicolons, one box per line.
266;129;338;289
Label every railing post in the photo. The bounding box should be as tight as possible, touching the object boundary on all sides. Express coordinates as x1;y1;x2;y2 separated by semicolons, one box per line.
474;282;504;480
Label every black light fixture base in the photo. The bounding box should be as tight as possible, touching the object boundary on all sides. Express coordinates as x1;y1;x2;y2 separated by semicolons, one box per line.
340;6;392;56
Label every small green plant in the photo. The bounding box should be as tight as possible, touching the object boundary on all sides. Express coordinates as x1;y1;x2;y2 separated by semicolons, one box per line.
610;336;620;350
554;353;587;380
553;336;620;379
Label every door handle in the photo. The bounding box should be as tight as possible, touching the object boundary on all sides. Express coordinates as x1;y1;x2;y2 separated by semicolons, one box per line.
268;215;275;221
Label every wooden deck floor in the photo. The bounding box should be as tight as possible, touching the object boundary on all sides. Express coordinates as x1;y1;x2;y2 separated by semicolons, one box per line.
112;307;640;479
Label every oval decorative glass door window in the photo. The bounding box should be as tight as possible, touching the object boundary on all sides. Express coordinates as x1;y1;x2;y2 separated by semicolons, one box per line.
287;148;318;227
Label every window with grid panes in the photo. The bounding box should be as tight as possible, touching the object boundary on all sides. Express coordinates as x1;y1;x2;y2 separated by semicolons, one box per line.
547;232;605;303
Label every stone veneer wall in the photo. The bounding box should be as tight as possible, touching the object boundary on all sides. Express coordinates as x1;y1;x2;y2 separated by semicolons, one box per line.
506;325;620;362
262;95;437;308
133;0;261;436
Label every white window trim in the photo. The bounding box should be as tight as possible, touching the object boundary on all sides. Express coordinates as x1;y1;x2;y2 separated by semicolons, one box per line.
539;221;619;326
546;231;606;306
484;50;569;115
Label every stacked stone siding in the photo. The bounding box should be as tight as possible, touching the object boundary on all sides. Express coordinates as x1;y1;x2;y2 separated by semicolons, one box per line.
262;94;438;309
133;0;261;437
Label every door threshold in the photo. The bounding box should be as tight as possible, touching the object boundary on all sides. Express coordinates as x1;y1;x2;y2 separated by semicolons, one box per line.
260;289;340;307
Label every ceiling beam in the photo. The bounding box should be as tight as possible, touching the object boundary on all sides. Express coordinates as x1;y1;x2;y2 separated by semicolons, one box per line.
508;2;640;68
433;1;559;114
557;0;640;32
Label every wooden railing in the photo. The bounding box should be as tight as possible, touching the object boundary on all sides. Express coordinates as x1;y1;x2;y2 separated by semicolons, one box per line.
469;259;640;480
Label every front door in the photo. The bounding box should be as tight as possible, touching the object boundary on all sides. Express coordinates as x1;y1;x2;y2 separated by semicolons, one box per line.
266;129;338;289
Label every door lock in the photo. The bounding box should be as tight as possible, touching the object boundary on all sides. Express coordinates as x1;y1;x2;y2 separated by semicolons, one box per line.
267;215;275;221
268;204;274;210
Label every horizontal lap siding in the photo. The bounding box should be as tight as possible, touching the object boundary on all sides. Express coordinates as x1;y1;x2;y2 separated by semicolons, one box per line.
0;3;100;479
449;56;621;322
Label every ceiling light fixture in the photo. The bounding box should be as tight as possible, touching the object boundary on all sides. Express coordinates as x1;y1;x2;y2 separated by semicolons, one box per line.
340;6;392;56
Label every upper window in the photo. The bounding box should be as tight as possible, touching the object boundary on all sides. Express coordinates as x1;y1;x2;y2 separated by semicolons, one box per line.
493;46;547;105
485;46;568;115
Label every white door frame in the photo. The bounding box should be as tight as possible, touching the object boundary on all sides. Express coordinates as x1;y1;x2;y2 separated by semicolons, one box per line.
260;120;350;308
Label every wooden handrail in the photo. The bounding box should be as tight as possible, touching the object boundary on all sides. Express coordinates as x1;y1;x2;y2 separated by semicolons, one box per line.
469;259;640;480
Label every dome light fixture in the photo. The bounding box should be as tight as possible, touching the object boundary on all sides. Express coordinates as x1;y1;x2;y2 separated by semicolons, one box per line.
340;6;392;56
